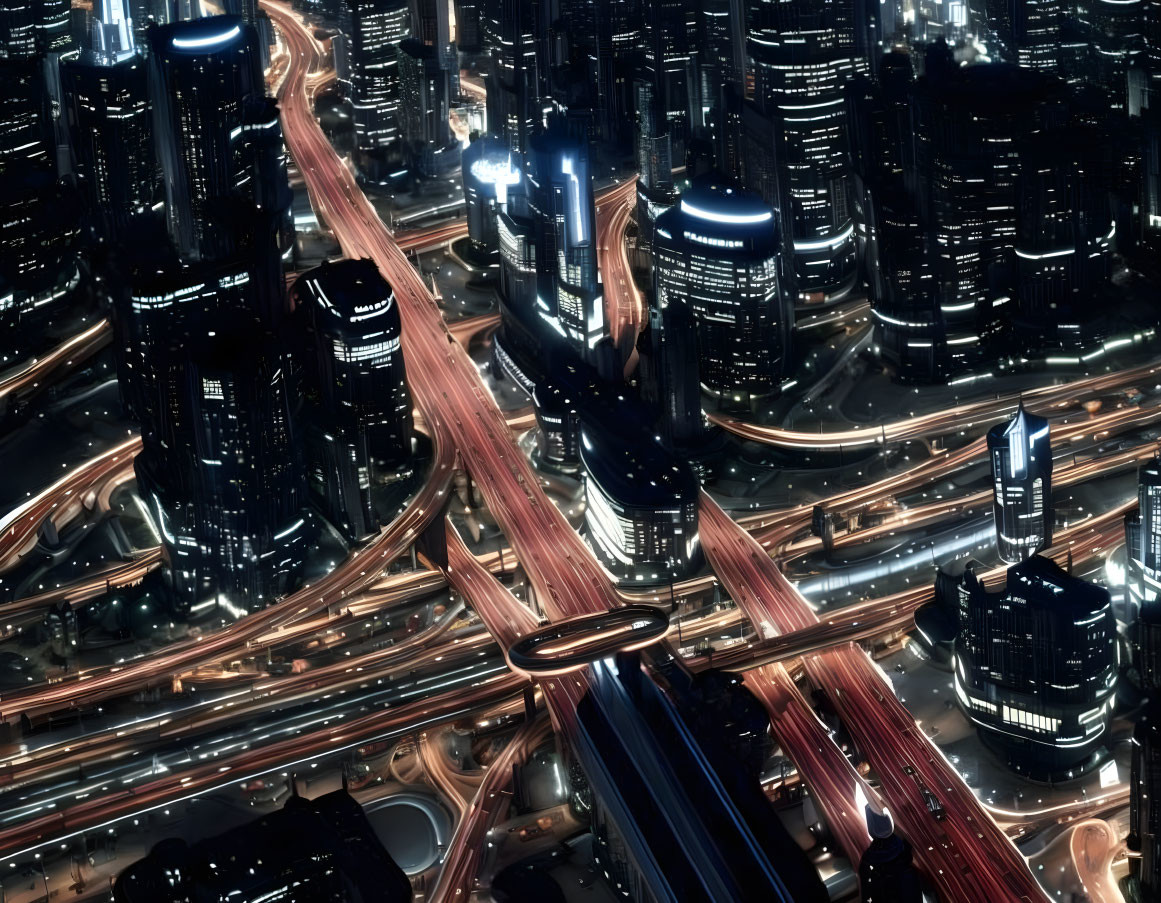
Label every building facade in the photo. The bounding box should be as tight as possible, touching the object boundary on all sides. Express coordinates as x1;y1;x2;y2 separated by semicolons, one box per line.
987;406;1053;564
955;555;1118;778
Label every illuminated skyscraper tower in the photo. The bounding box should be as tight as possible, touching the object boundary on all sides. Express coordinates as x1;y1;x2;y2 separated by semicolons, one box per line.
149;17;290;262
747;0;865;302
337;0;410;163
62;0;153;237
987;406;1052;564
135;323;311;616
653;178;790;406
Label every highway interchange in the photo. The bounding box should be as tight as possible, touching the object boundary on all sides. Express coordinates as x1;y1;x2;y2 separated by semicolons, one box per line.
0;6;1155;899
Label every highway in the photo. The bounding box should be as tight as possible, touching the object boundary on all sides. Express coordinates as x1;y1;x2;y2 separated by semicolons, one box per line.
0;435;141;576
711;358;1161;450
0;434;455;724
0;319;113;417
594;177;644;347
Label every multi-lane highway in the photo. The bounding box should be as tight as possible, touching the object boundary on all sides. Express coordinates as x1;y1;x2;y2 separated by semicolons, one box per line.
0;319;113;417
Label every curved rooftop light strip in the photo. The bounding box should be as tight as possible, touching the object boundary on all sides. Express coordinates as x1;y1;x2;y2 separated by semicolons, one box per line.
173;24;242;49
793;223;854;251
680;198;773;226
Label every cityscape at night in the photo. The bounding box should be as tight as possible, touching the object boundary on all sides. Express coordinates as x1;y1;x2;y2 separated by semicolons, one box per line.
1;0;1161;898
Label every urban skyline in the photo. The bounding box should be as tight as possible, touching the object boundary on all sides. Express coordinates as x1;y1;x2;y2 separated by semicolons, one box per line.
0;0;1159;900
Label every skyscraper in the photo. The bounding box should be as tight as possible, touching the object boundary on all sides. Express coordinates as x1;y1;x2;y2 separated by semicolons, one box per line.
580;419;702;585
484;0;539;154
1012;127;1116;347
293;259;414;541
521;122;606;363
983;0;1064;71
954;555;1118;777
148;17;289;262
134;322;311;617
652;178;790;406
338;0;410;165
857;803;922;903
909;60;1064;374
398;37;460;176
638;298;703;448
987;406;1053;564
1128;458;1161;678
1130;698;1161;902
61;0;154;237
461;136;521;258
747;0;866;302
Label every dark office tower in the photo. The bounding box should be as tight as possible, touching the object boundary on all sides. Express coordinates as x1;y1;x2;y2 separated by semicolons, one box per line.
113;790;412;903
1012;127;1116;347
987;406;1052;564
653;178;790;407
293;260;413;541
1128;459;1161;686
337;0;409;161
747;0;865;303
0;0;37;58
61;0;154;237
149;17;287;262
485;0;539;154
983;0;1063;70
576;655;829;903
640;0;698;158
0;167;83;337
453;0;481;53
910;63;1062;372
639;298;702;447
1130;699;1161;902
857;805;922;903
634;76;677;246
135;323;310;617
531;382;580;474
461;136;520;257
954;555;1117;777
398;37;460;176
0;57;52;174
1084;0;1149;114
523;122;605;361
580;421;702;585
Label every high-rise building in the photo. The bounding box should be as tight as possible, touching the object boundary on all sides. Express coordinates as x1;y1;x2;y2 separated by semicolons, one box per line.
747;0;866;302
634;75;677;246
652;178;790;406
1012;127;1117;347
579;418;702;585
61;0;154;237
0;166;84;338
987;406;1052;564
1129;459;1161;671
0;58;52;174
521;122;606;363
113;789;412;902
293;259;414;541
148;17;290;262
640;0;698;161
461;136;521;258
857;803;922;903
574;654;829;903
338;0;410;161
638;298;702;448
484;0;539;154
134;322;311;617
398;37;460;176
954;555;1118;777
531;381;580;474
1130;698;1161;902
983;0;1064;71
908;60;1063;374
